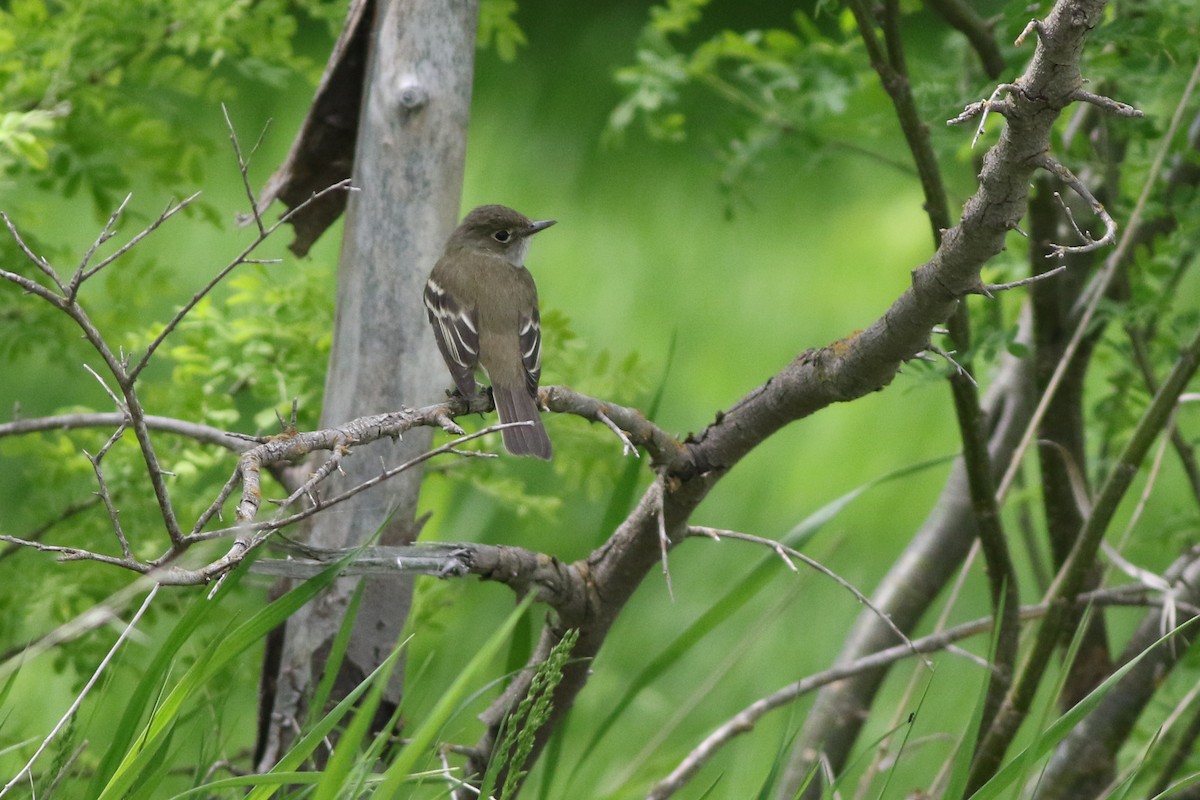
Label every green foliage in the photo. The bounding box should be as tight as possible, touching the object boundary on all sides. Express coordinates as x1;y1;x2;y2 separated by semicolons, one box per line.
0;0;338;210
372;595;535;797
140;263;333;434
478;0;528;63
93;559;345;800
0;108;61;171
608;5;869;194
3;0;1200;798
968;618;1200;800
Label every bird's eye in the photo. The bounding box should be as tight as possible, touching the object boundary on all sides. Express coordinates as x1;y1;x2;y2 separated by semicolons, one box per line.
493;229;511;243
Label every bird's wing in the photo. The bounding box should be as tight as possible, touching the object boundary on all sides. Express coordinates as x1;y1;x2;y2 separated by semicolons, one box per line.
517;306;542;398
424;277;480;397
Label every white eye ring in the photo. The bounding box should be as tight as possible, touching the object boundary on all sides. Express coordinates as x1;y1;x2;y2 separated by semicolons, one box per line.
493;229;512;242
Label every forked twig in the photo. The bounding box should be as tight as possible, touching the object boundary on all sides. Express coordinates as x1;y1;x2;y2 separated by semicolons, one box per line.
77;193;202;287
687;526;926;665
129;177;353;382
222;103;271;237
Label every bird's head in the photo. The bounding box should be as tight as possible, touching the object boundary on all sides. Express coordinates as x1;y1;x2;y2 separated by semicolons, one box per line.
450;204;556;267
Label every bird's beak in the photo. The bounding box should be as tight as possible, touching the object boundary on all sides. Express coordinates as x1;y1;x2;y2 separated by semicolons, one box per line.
527;219;557;235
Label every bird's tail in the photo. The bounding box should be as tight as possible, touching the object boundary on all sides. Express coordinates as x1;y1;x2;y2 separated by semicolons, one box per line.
492;384;552;460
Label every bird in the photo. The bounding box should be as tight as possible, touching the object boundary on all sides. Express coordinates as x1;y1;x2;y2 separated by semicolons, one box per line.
423;204;556;459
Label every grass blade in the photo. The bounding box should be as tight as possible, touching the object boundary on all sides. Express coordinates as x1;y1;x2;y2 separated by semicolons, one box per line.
372;594;535;797
969;615;1200;800
566;454;955;787
96;555;351;800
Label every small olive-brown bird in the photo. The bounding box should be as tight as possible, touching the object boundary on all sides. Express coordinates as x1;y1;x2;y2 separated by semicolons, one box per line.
423;205;556;459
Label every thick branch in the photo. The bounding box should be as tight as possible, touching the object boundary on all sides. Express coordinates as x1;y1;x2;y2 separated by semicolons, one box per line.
249;542;592;619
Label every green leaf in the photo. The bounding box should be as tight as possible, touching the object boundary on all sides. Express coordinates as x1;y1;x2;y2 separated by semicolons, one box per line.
372;594;536;797
312;627;406;800
245;638;406;800
968;616;1200;800
96;555;351;800
565;454;953;788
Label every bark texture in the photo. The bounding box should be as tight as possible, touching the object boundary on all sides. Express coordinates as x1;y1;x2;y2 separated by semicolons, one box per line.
256;0;479;766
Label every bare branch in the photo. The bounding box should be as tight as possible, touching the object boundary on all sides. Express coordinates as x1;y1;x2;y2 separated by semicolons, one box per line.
647;612;1009;799
541;385;677;465
148;422;537;585
465;2;1153;788
190;467;243;536
649;587;1193;800
0;412;249;451
129;178;354;382
946;85;1018;151
982;264;1068;293
84;423;133;560
995;52;1200;503
222;103;267;237
0;385;662;584
687;526;926;666
1014;19;1043;46
1039;158;1118;256
0;534;148;571
82;363;127;412
1070;89;1144;118
595;408;639;457
250;541;589;610
76;193;202;287
72;192;132;290
0;215;68;301
657;484;674;601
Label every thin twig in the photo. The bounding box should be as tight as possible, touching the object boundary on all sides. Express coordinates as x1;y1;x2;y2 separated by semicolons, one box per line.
1070;89;1144;118
148;423;534;584
79;193;202;284
596;408;639;457
0;584;159;798
0;214;66;297
648;586;1190;800
688;526;927;666
71;192;132;293
1014;19;1042;46
222;103;266;237
129;178;353;382
982;264;1068;293
928;345;978;387
1040;160;1118;256
190;468;243;535
646;609;1017;799
657;483;674;601
0;411;248;450
85;422;133;559
82;363;127;411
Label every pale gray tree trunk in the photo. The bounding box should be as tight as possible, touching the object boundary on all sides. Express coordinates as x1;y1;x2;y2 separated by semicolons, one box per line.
257;0;478;765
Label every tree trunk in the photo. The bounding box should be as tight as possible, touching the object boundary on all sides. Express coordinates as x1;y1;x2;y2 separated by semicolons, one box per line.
256;0;478;766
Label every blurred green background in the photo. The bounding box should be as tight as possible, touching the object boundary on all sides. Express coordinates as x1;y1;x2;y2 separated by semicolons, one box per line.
4;0;1193;797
